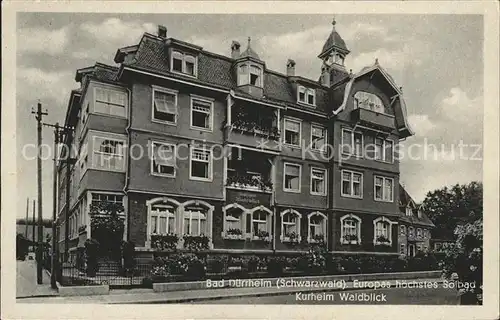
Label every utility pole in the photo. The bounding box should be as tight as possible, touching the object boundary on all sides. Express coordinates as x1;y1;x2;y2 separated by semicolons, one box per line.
63;127;74;262
25;198;29;238
43;122;73;287
32;200;36;250
44;122;61;289
32;102;48;284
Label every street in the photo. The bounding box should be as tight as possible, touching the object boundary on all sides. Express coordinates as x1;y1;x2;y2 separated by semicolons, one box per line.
194;285;459;305
16;260;58;298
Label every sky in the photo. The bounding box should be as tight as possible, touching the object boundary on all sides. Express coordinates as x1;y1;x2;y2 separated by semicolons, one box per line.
16;13;483;218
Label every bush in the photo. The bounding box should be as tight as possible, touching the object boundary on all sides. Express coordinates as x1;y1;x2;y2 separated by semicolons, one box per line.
207;255;227;274
121;240;136;275
151;234;179;251
267;257;285;276
84;238;100;277
151;253;207;281
183;235;210;251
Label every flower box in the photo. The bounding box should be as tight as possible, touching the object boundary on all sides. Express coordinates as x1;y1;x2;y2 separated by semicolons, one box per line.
224;234;244;240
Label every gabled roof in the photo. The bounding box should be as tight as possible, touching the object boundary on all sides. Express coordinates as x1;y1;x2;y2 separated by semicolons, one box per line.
399;184;435;228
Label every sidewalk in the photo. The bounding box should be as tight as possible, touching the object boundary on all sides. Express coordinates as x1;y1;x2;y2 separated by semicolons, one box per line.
17;277;445;304
16;260;58;298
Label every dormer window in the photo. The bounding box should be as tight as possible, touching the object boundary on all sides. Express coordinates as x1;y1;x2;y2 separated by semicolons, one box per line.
238;63;262;87
354;91;385;113
171;50;197;77
406;206;413;216
298;86;315;106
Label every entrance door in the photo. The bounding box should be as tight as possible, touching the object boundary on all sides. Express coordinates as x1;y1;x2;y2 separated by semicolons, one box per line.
408;244;415;257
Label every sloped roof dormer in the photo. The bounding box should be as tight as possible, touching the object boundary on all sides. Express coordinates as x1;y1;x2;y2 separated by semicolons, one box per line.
233;37;265;98
332;60;414;138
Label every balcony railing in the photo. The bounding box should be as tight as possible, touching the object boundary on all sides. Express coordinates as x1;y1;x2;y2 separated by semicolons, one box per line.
226;171;272;192
351;108;395;131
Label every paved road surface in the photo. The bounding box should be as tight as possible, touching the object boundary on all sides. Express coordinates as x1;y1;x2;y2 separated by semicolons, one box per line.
16;260;58;298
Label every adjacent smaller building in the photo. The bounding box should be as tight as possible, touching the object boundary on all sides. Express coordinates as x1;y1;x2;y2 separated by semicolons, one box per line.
397;185;434;257
16;218;53;250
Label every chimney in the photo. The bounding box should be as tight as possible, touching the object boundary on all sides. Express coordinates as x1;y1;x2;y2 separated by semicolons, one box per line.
286;59;296;76
158;25;167;39
231;41;241;59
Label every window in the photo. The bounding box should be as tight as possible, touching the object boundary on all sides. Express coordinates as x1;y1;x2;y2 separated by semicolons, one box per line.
171;51;197;76
284;163;301;193
417;228;422;238
374;138;394;162
250;65;262;86
237;63;262;87
224;206;245;238
150;204;176;235
435;243;442;251
308;212;327;243
341;170;363;198
341;129;363;157
311;125;326;151
281;210;301;242
91;193;124;215
297;86;315;106
374;176;394;202
354;91;385;113
400;225;406;235
400;243;406;255
93;137;125;171
94;87;127;117
81;103;89;129
373;217;394;245
284;118;301;147
340;214;361;244
406;207;413;216
252;210;269;239
375;221;389;239
151;142;176;177
408;227;414;237
183;208;207;236
190;97;213;130
153;88;178;124
310;167;326;196
190;148;212;181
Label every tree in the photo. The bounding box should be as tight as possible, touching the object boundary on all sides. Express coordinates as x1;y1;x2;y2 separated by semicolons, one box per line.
90;200;125;258
422;182;482;240
16;233;30;260
441;217;483;305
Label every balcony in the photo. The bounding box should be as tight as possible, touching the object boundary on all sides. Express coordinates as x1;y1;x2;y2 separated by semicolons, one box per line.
351;108;395;131
226;148;273;193
224;102;281;150
227;170;272;193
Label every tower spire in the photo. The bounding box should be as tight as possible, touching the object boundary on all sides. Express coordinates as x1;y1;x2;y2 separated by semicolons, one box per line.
332;17;336;30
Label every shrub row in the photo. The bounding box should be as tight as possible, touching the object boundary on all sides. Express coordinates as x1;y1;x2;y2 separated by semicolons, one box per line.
142;245;443;285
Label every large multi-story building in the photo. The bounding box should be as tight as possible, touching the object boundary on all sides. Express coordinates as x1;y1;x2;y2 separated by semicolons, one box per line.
57;20;420;261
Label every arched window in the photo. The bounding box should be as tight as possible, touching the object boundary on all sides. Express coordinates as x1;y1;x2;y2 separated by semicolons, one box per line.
150;204;176;235
146;197;181;248
340;214;361;244
185;55;196;75
280;209;301;242
250;206;272;240
172;51;183;72
223;204;245;239
373;217;396;245
354;91;385;113
307;212;327;243
183;206;207;236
